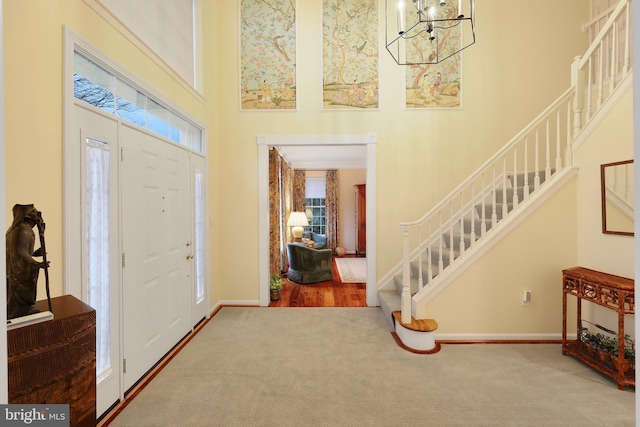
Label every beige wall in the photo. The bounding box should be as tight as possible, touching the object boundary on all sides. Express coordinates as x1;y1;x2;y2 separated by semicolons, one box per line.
573;89;635;335
3;0;218;299
575;90;634;278
4;1;608;335
424;179;578;334
215;0;590;301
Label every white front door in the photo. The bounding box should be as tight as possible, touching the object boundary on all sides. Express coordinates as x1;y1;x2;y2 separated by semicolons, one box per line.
76;105;121;416
120;124;192;390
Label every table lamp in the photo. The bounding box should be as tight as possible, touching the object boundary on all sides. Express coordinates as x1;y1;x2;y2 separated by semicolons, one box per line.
287;211;309;242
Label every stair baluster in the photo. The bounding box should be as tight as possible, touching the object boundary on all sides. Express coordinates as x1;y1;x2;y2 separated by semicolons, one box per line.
555;109;562;173
545;119;552;179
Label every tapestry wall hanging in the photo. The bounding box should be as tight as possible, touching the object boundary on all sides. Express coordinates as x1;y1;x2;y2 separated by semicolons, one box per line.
240;0;297;110
405;0;462;109
322;0;379;109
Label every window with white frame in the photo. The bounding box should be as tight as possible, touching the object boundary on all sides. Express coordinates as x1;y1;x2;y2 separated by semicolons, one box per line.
305;177;326;235
85;138;112;382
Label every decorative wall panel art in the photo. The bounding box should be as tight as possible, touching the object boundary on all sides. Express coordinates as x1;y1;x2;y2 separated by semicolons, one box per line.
405;0;462;109
240;0;297;110
322;0;379;109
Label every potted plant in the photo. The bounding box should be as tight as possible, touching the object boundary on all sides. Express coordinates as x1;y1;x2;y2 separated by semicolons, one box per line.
597;335;615;363
612;334;635;374
579;327;596;355
270;275;283;301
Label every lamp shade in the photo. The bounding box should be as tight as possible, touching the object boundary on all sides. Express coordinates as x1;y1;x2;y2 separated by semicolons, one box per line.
287;211;309;227
287;211;309;242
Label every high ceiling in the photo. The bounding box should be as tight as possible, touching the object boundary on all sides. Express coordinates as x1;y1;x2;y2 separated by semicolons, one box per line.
275;145;367;170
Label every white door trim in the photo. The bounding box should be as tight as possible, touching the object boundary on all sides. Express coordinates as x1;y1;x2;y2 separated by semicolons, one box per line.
256;134;378;307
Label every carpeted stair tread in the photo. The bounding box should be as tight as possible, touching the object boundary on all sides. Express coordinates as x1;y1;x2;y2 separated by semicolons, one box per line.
493;186;528;203
461;217;493;233
511;169;555;187
378;290;400;329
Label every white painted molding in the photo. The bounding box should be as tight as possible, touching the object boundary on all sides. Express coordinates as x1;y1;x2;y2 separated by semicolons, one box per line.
257;134;377;146
257;133;378;307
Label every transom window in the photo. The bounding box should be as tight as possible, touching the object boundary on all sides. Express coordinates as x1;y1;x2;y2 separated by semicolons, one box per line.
73;51;203;152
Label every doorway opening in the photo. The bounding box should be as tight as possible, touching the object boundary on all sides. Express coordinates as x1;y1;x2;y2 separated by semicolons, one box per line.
257;134;378;308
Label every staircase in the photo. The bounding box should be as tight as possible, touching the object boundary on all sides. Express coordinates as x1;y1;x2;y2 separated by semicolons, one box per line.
378;0;633;351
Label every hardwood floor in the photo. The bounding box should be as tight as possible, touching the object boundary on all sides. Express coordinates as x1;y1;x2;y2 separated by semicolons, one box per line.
269;255;367;307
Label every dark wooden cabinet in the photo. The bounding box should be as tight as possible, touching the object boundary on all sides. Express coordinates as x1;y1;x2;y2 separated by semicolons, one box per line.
8;295;96;426
354;184;366;255
562;267;635;390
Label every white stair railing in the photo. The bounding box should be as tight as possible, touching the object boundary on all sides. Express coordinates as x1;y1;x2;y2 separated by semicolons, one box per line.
398;0;632;322
572;0;631;133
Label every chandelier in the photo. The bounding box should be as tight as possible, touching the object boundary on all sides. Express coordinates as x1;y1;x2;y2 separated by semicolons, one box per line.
385;0;475;65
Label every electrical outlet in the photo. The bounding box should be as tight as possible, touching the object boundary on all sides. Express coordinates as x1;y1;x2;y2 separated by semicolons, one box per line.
522;290;532;306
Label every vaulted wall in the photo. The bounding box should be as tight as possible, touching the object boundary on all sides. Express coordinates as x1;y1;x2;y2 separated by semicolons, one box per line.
2;1;599;335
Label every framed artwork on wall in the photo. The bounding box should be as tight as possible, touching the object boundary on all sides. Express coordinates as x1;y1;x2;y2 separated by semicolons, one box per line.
322;0;379;110
240;0;297;110
404;1;463;110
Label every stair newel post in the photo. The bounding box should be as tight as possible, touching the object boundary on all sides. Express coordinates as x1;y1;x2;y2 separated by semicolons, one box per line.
459;192;465;254
555;109;562;172
571;55;584;136
544;118;551;179
565;99;573;167
501;155;508;220
523;137;530;200
534;127;541;190
401;224;411;324
512;147;519;209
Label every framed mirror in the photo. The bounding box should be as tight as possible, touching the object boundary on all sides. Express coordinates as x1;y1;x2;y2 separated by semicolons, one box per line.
601;160;634;236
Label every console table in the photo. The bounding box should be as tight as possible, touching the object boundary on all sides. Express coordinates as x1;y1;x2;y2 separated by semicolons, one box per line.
8;295;96;426
562;267;634;390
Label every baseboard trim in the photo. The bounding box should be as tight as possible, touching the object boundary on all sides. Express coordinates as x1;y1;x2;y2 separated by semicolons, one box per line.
436;332;575;342
210;300;259;317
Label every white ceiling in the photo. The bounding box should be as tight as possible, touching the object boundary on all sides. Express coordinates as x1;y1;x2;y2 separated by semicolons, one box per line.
275;145;367;170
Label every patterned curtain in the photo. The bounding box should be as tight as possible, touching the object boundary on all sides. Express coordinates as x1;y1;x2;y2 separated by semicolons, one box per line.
268;149;294;275
325;170;339;250
293;170;306;212
281;156;293;272
268;149;281;276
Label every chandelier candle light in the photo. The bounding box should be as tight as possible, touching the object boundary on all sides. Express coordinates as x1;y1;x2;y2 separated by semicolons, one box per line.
386;0;475;65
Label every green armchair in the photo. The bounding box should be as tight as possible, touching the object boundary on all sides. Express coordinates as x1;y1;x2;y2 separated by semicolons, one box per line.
287;243;333;284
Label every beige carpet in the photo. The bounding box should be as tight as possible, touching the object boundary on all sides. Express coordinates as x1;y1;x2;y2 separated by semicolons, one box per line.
335;257;366;283
108;307;635;426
